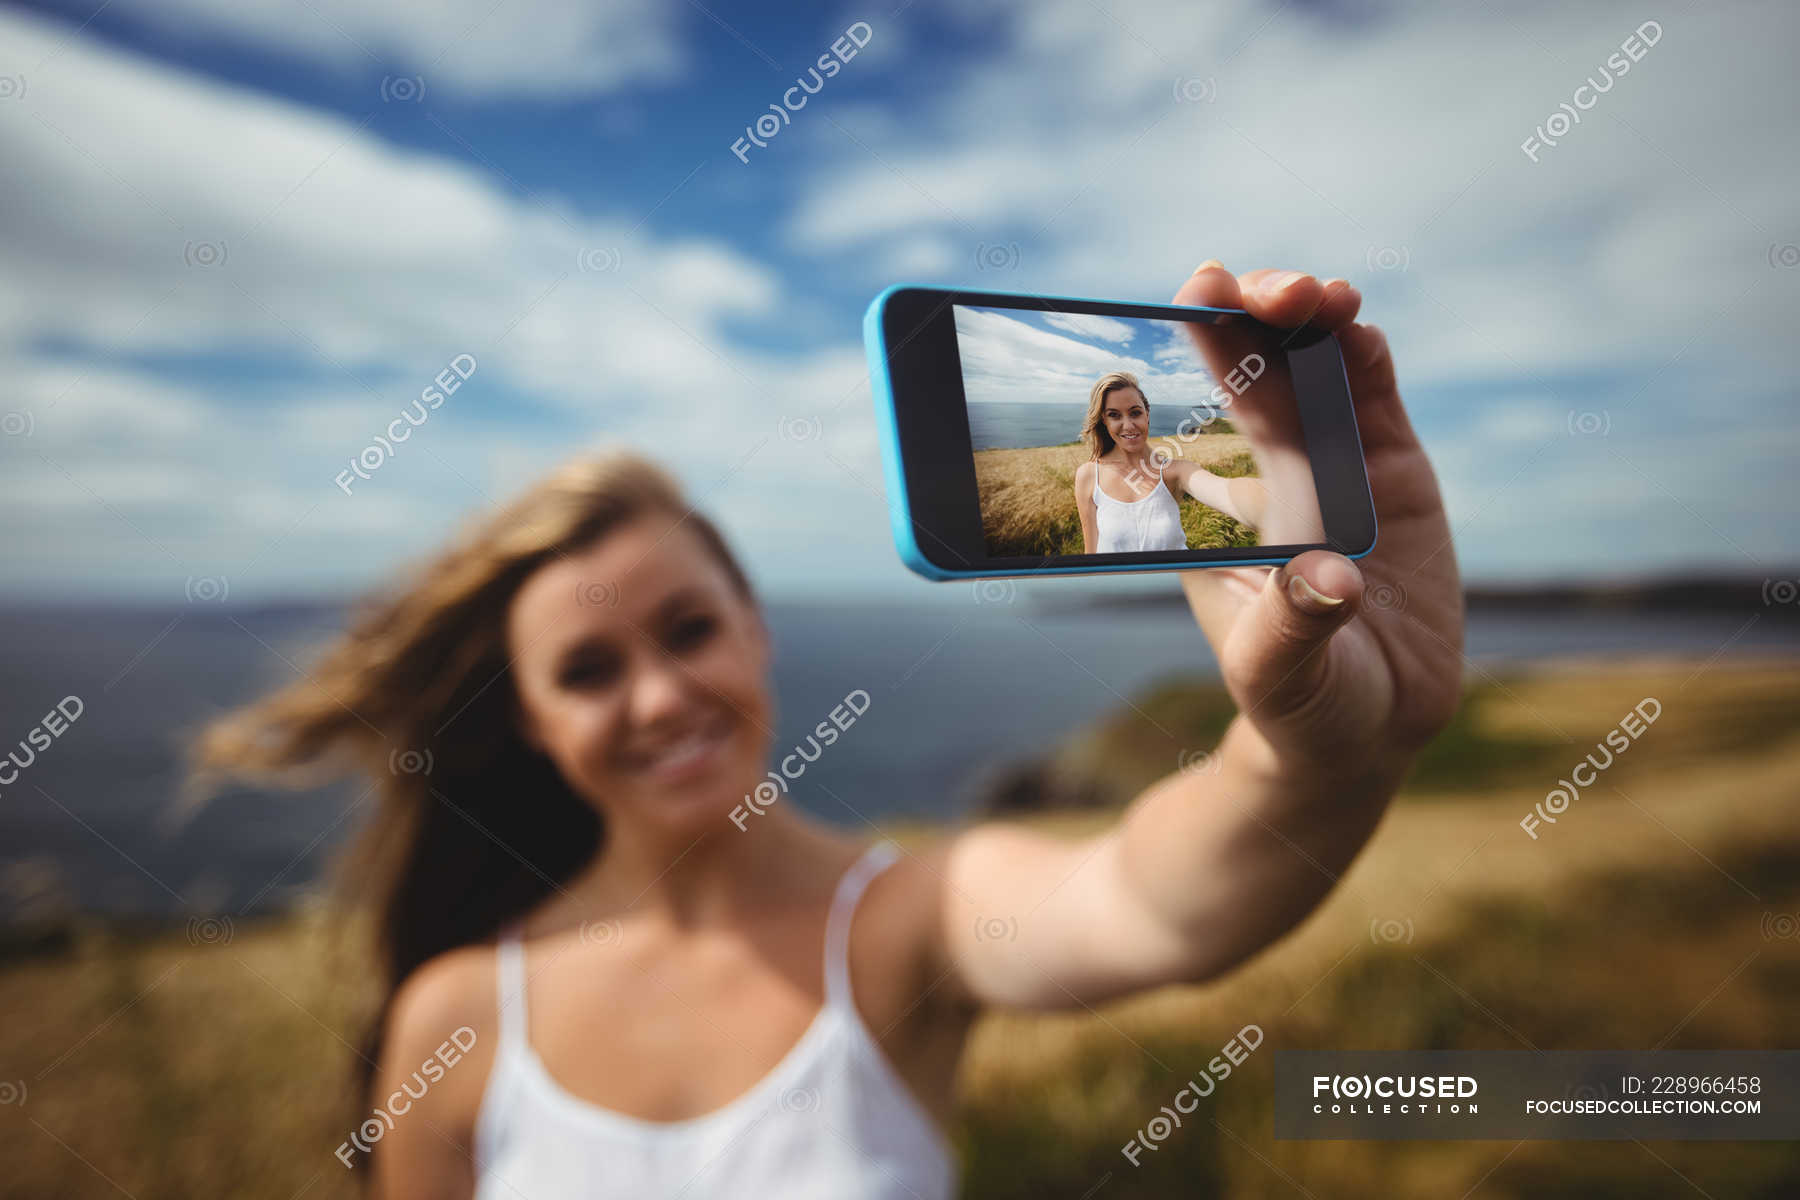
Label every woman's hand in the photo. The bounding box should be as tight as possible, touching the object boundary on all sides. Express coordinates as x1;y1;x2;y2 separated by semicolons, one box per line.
1172;263;1464;778
926;264;1464;1012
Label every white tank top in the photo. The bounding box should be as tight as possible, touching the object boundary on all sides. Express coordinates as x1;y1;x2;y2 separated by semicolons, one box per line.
1092;457;1188;553
473;841;958;1199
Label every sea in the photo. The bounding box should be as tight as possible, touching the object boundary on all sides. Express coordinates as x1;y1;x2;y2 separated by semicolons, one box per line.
967;401;1228;451
1;596;1795;921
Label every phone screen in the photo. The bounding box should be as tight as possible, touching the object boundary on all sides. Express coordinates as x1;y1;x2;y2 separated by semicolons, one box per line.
868;287;1374;578
953;302;1327;557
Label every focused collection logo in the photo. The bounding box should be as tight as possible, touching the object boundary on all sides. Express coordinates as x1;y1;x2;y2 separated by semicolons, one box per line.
1311;1073;1480;1115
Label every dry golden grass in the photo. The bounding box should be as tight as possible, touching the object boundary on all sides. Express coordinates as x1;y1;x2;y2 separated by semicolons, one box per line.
953;659;1800;1198
974;436;1258;557
2;660;1797;1198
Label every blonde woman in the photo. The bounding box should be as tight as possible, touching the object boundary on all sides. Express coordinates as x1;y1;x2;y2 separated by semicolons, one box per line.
191;263;1462;1199
1075;371;1269;554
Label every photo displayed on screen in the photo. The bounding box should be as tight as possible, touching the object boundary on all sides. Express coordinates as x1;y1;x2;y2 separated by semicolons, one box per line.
953;304;1326;559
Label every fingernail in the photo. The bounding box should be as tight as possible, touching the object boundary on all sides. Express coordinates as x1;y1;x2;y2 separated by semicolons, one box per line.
1193;259;1224;273
1287;572;1344;613
1265;270;1306;292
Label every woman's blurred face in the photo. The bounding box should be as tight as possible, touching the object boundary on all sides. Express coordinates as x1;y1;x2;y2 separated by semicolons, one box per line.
1102;387;1148;451
505;513;774;832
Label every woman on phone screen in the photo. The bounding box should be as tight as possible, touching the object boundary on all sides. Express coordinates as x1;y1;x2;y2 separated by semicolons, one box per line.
1075;371;1270;554
192;262;1463;1199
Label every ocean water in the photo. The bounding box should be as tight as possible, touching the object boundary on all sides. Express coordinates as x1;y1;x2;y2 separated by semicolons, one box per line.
968;400;1228;451
1;597;1794;920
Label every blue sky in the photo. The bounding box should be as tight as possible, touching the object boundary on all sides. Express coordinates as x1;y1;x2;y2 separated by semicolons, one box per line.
1;0;1795;602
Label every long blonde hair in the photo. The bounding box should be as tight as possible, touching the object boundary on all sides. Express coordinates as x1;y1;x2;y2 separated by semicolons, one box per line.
1081;370;1147;458
187;447;757;1116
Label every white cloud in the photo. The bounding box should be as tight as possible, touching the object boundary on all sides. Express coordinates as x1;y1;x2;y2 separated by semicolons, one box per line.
1042;312;1136;344
953;307;1146;407
90;0;685;99
879;234;961;279
0;7;916;599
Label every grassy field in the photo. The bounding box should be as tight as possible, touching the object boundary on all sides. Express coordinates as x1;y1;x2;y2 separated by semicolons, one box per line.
973;433;1258;557
2;659;1798;1198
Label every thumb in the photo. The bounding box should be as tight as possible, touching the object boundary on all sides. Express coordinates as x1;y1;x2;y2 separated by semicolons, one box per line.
1220;551;1363;721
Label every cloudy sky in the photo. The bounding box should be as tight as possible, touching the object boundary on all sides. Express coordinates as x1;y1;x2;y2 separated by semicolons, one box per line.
1;0;1794;602
954;306;1222;414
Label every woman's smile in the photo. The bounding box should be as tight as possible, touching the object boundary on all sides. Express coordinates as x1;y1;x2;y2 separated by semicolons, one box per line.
617;708;737;785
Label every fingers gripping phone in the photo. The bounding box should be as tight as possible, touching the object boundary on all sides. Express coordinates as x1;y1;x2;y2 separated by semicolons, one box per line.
863;285;1377;581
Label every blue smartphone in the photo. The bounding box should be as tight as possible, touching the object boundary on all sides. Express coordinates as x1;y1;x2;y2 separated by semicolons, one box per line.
863;284;1376;581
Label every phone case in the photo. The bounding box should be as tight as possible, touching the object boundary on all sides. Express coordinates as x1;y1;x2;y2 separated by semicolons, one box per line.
862;283;1377;581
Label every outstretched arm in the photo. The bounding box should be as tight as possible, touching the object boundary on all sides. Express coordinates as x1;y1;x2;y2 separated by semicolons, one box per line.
1174;462;1267;533
931;262;1465;1009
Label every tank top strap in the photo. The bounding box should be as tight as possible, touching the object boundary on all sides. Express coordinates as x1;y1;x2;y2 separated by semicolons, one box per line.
1093;459;1121;504
495;921;530;1048
822;841;901;1009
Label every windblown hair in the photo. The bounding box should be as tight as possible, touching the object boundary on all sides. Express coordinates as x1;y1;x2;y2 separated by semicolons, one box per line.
186;448;757;1124
1081;370;1148;459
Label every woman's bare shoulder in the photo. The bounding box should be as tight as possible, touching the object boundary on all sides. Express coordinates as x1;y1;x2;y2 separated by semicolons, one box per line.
387;942;500;1038
376;942;504;1124
853;838;956;977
